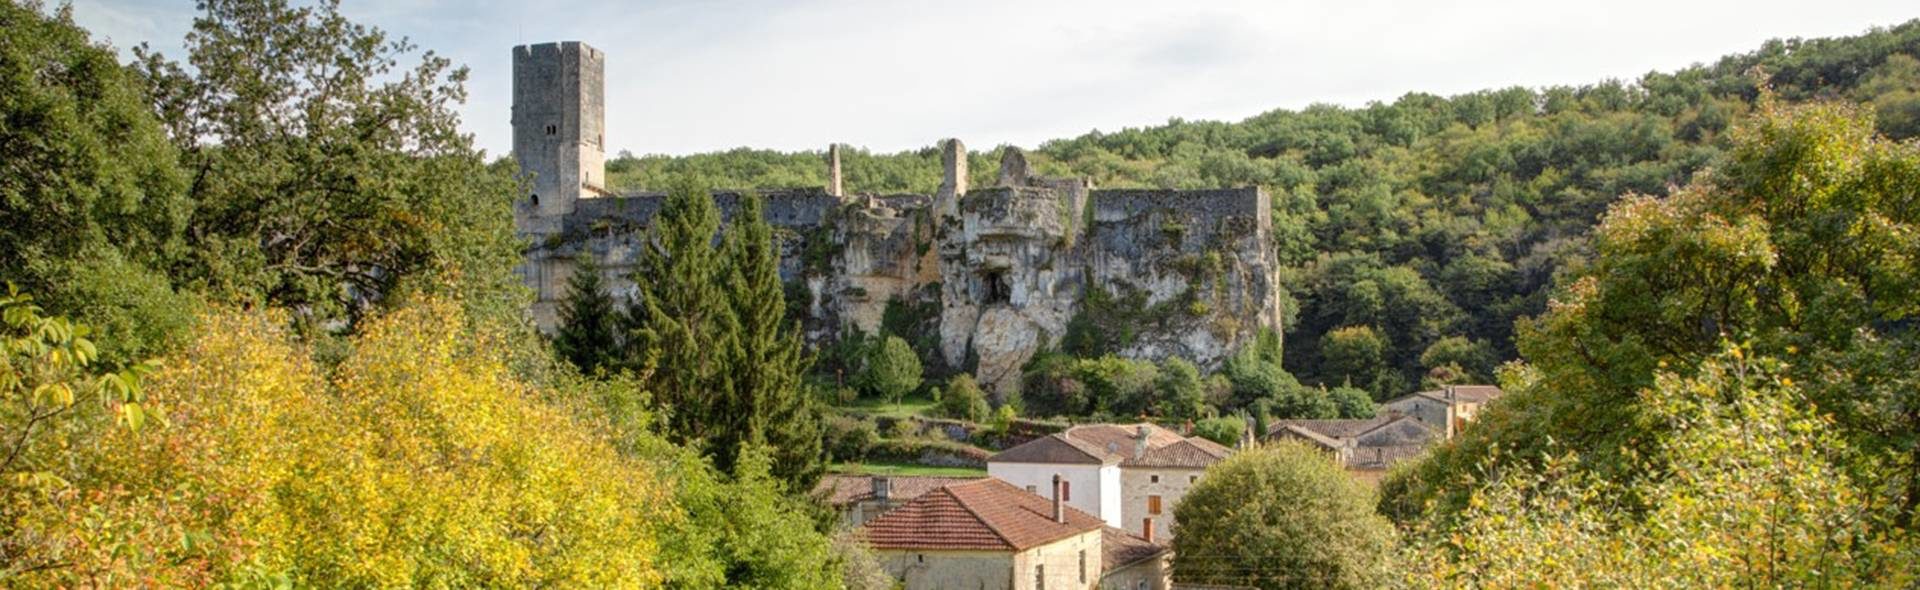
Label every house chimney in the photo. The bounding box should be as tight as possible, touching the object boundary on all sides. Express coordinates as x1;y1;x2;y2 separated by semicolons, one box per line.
1134;425;1150;460
1051;474;1065;523
872;476;891;502
826;143;844;197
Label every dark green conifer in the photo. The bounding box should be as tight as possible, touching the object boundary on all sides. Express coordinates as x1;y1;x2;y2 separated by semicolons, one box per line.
554;252;619;374
721;193;824;489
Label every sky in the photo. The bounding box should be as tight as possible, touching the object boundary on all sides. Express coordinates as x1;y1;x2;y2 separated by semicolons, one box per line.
69;0;1920;159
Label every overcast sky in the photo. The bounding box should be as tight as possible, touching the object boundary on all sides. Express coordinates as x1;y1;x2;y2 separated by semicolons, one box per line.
69;0;1919;159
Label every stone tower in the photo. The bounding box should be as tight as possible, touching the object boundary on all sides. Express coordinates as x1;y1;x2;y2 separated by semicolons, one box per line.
512;41;606;235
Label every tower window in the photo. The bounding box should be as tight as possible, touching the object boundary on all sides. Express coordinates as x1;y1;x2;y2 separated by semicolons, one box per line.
546;124;557;136
530;193;540;206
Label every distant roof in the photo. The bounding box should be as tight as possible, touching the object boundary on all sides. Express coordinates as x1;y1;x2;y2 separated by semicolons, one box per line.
1384;384;1506;407
989;423;1229;468
1443;385;1504;403
1271;424;1344;449
813;474;983;507
858;478;1105;552
1101;527;1168;573
1267;416;1395;440
1345;444;1432;470
988;433;1116;465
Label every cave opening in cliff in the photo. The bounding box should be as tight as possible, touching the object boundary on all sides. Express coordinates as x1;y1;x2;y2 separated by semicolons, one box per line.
982;269;1011;304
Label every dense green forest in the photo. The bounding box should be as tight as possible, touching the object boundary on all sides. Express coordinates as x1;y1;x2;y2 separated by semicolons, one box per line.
611;22;1920;403
5;0;1920;585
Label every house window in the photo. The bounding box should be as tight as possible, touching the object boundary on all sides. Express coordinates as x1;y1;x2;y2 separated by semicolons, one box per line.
1148;495;1162;515
1079;550;1086;582
1036;564;1046;590
1061;480;1071;502
1150;474;1160;484
916;554;923;563
1026;485;1037;494
530;194;540;207
1189;475;1198;484
1143;518;1154;540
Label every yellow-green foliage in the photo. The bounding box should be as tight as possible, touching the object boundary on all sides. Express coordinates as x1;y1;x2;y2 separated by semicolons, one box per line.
5;298;676;587
1398;345;1917;587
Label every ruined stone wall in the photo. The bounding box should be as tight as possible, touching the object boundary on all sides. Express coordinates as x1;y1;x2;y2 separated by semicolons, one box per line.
1080;188;1281;368
507;42;1281;393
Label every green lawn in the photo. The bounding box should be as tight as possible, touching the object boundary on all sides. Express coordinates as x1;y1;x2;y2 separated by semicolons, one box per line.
835;393;939;419
828;460;985;477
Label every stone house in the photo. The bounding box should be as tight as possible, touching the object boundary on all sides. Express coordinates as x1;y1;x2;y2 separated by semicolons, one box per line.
814;474;983;526
859;477;1170;590
988;423;1230;541
1379;384;1504;437
1269;415;1440;484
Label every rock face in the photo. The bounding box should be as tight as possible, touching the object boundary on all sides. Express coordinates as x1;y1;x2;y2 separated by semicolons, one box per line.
512;43;1282;395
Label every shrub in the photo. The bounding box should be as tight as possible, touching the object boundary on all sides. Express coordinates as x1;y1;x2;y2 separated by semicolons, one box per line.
824;414;878;461
1330;385;1376;419
859;336;922;404
1192;415;1245;447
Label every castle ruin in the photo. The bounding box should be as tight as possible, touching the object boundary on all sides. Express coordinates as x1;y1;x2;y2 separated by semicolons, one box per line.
512;41;1284;393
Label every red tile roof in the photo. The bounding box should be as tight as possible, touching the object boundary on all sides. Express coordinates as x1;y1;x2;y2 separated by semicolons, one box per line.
857;478;1105;552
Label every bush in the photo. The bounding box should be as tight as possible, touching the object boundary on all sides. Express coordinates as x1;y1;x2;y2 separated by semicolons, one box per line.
1192;415;1245;447
940;374;991;422
1330;385;1376;419
1154;358;1210;421
886;417;918;439
824;414;878;461
1173;442;1396;589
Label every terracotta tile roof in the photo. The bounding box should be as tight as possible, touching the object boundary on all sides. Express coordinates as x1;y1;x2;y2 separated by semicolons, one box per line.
1101;526;1167;572
989;423;1229;468
1134;438;1231;468
812;474;982;507
857;478;1105;552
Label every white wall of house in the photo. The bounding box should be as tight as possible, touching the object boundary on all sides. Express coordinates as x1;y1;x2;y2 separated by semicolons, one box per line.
987;462;1123;527
1118;467;1204;541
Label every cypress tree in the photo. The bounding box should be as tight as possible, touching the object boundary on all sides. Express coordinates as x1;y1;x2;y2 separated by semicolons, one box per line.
721;193;824;489
553;252;619;374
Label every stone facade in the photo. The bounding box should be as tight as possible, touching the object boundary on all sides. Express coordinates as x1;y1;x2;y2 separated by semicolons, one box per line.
512;42;1284;392
1119;467;1203;542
